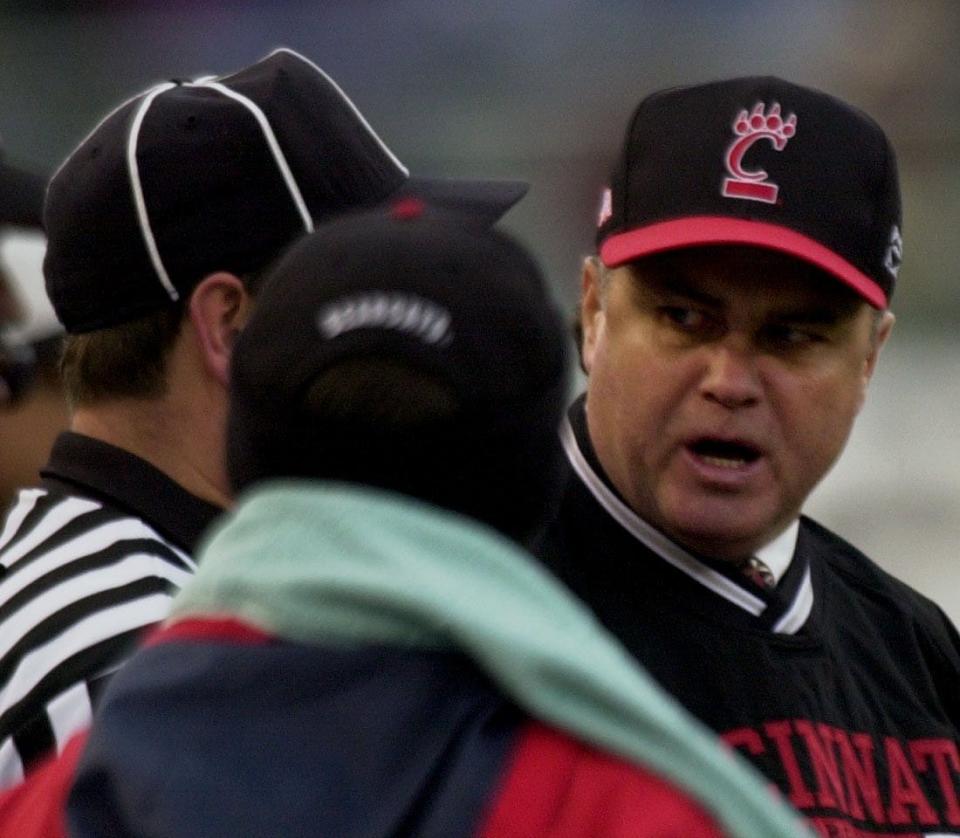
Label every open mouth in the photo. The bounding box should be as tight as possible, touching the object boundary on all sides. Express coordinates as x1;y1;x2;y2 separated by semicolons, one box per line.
689;438;761;469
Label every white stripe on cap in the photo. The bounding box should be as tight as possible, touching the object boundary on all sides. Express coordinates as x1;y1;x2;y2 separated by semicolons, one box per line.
187;79;314;235
264;47;409;177
126;82;180;301
119;50;402;303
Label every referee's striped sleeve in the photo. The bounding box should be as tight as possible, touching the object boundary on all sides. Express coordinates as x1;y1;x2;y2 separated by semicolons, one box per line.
0;488;195;788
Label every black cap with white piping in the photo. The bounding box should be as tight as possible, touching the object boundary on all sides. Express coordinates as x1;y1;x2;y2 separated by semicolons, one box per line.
44;48;528;334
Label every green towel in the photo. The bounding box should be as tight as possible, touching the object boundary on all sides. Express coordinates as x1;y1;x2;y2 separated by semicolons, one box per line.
173;481;812;838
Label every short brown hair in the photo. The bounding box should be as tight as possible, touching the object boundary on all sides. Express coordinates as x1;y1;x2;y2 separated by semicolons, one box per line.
59;265;271;409
60;304;185;408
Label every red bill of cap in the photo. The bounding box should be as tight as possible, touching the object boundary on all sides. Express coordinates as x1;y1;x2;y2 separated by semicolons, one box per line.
600;216;887;309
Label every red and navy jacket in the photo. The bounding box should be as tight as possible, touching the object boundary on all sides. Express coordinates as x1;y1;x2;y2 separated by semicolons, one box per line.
1;619;727;838
0;481;811;838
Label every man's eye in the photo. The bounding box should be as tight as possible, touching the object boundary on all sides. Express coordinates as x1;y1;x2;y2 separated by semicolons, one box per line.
662;307;707;331
765;325;824;347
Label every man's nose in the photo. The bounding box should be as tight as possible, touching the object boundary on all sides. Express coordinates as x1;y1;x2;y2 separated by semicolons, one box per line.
699;340;762;409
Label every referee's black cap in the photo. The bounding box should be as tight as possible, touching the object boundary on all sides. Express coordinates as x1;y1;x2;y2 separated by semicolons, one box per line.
597;76;901;308
44;48;528;334
228;200;569;541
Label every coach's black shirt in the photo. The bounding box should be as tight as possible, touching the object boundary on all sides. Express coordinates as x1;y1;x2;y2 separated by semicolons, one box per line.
538;397;960;837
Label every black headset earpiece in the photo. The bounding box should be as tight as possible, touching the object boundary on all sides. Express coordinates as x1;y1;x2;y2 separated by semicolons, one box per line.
0;336;37;407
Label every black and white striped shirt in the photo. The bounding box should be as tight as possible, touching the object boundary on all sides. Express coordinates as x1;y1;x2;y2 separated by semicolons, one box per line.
0;432;221;788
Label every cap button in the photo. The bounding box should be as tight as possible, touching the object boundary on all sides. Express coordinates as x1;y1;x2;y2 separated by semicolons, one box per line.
391;196;426;221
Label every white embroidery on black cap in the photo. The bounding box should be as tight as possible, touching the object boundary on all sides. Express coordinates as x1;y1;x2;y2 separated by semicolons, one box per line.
597;187;612;227
318;293;453;346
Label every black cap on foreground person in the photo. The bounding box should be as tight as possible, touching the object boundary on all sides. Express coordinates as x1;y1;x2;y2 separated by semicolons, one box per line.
57;202;810;838
227;197;569;543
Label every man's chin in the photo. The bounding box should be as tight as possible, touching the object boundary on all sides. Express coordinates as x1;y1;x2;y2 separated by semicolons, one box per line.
664;504;778;563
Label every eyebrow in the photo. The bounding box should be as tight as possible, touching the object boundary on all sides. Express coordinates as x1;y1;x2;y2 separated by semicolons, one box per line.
768;306;852;326
628;266;724;308
628;264;863;326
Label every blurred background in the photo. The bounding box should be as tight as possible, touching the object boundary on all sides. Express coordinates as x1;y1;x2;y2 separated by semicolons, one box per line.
0;0;957;619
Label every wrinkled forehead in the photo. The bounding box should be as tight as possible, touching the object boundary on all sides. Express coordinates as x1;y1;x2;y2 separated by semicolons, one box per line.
620;245;870;317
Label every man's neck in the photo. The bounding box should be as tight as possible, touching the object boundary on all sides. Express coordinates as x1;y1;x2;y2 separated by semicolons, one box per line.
70;396;232;509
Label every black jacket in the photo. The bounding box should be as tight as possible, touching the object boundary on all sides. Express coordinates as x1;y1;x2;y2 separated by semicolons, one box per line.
539;399;960;836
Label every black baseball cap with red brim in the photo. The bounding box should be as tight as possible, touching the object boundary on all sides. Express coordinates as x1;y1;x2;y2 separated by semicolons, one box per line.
597;76;902;309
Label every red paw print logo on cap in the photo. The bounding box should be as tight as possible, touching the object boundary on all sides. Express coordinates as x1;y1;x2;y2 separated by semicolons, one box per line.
722;102;797;204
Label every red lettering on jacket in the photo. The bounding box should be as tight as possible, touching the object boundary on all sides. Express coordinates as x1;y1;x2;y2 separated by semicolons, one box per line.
910;738;960;826
722;727;765;757
809;817;922;838
884;737;938;825
794;721;847;811
822;726;885;824
764;720;816;809
724;721;960;833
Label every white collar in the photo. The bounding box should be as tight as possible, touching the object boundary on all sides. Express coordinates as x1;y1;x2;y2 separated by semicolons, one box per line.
753;520;798;586
561;417;813;634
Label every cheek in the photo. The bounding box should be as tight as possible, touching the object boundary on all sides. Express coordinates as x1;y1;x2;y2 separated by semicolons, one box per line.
585;343;631;442
587;342;683;457
773;368;864;475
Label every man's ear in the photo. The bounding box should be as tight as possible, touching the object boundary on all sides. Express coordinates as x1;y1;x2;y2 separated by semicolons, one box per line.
579;256;605;375
187;272;254;387
857;309;895;412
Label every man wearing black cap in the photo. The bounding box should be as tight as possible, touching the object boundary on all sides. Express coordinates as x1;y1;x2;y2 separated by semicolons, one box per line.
0;47;525;788
19;202;808;838
539;77;960;836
